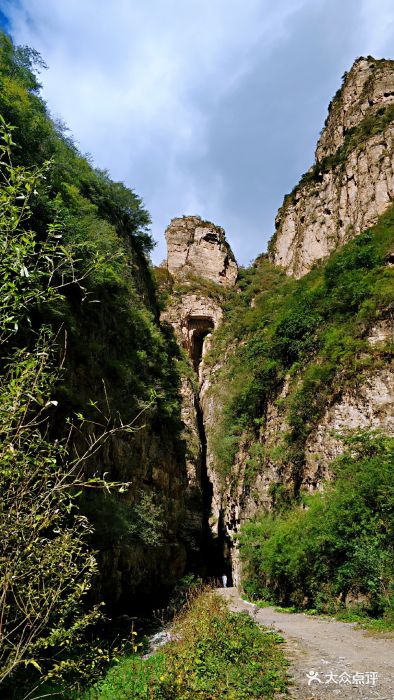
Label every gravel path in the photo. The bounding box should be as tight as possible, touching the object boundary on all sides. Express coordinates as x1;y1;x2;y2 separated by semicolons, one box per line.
219;588;394;700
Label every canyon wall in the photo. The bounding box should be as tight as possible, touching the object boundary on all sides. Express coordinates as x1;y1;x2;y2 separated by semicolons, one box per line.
163;58;394;588
269;57;394;278
162;216;238;578
203;58;394;585
205;328;393;585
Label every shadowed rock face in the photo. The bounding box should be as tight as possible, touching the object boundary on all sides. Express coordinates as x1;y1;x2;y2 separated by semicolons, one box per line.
162;216;237;578
165;216;238;287
269;57;394;278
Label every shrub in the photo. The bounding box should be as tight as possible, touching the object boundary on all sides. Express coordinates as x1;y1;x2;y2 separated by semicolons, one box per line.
205;203;394;488
83;590;288;700
239;432;394;618
0;119;119;697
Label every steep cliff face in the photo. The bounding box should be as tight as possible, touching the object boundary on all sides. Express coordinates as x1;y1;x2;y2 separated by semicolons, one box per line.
161;216;238;577
196;53;394;583
62;260;193;613
316;58;394;160
205;284;393;586
269;57;394;277
166;216;237;287
304;366;394;486
162;60;394;591
89;424;189;611
161;293;224;569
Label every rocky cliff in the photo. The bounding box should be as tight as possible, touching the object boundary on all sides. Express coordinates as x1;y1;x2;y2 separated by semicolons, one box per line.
162;59;394;590
269;57;394;277
166;216;237;287
207;263;393;585
161;216;238;578
191;59;393;587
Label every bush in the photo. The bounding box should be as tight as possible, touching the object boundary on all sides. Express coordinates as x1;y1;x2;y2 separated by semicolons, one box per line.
205;203;394;487
83;590;288;699
239;432;394;619
0;118;120;697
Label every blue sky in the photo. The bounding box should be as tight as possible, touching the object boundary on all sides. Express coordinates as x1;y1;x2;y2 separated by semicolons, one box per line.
1;0;394;265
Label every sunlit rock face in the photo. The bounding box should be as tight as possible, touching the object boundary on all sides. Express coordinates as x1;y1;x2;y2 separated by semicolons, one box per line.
165;216;238;287
304;367;394;489
316;58;394;160
269;57;394;278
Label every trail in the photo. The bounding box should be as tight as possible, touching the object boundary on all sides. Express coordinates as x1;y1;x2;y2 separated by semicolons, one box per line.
220;588;394;700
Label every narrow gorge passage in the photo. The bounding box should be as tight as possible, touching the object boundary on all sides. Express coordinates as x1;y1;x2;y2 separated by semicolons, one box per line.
187;317;233;583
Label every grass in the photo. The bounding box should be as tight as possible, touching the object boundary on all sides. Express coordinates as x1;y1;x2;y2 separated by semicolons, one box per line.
205;205;394;489
333;608;394;634
78;589;289;700
81;654;167;700
250;599;394;634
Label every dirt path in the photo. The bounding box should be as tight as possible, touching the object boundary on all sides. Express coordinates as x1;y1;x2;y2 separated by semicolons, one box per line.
219;588;394;700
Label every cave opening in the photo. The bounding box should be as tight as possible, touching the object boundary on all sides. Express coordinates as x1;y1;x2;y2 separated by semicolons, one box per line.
186;315;233;585
187;316;214;372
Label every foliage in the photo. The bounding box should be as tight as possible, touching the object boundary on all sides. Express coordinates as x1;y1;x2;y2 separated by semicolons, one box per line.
274;76;394;217
173;273;230;304
0;57;183;698
81;653;167;700
81;490;165;550
0;32;186;659
239;432;394;622
0;32;183;434
165;575;204;619
152;266;174;309
82;590;288;700
0;118;137;698
0;33;151;250
206;206;394;486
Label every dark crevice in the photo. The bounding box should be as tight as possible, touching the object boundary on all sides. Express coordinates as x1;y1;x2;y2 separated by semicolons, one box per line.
186;316;233;583
196;393;232;583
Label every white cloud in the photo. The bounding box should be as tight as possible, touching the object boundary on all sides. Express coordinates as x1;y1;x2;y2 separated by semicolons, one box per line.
3;0;394;263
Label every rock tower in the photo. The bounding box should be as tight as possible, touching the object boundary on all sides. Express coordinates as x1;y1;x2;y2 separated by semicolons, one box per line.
165;216;238;287
161;216;238;580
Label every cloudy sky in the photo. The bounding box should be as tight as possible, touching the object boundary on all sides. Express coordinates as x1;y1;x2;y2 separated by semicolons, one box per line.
1;1;394;265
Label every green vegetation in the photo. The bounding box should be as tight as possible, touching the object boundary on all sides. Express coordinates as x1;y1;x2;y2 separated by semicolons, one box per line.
154;267;230;310
0;32;182;429
0;30;185;530
81;590;288;699
240;433;394;625
0;33;185;698
206;207;393;487
0;117;126;697
277;102;394;214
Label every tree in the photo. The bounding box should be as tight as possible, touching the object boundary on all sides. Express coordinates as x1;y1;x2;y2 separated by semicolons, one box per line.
0;117;139;698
